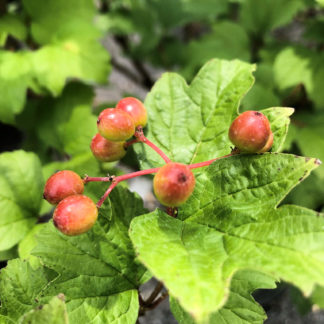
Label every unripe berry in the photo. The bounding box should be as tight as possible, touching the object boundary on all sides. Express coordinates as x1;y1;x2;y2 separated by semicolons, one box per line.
228;111;273;153
116;97;148;127
153;162;195;207
43;170;84;205
53;195;98;236
97;108;135;142
91;133;126;162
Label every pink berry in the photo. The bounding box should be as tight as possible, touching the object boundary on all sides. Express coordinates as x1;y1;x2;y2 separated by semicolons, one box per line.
116;97;148;127
97;108;135;142
228;111;273;153
90;133;126;162
53;195;98;236
43;170;84;205
153;162;195;207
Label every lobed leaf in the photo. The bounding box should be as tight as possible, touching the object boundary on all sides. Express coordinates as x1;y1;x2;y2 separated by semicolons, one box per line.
170;270;276;324
0;151;43;251
136;59;293;169
130;154;324;322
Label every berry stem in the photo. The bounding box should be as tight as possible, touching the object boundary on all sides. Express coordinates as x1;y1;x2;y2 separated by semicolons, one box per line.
189;153;234;169
91;152;236;207
124;138;140;149
134;126;171;163
96;167;160;207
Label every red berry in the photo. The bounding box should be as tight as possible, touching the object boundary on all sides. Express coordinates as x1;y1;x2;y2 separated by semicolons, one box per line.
97;108;135;142
43;170;84;205
153;162;195;207
53;195;98;236
116;97;148;127
91;133;126;162
228;111;273;153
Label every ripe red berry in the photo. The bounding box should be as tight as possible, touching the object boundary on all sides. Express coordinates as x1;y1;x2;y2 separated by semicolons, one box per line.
116;97;148;127
90;133;126;162
97;108;135;142
153;162;195;207
228;111;273;153
53;195;98;236
43;170;84;205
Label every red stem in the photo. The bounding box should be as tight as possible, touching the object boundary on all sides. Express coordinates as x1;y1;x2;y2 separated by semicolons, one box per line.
88;152;235;207
189;153;233;169
134;126;171;163
96;167;160;207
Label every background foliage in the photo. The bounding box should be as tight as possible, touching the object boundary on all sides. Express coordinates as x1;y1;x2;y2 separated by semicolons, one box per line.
1;0;324;323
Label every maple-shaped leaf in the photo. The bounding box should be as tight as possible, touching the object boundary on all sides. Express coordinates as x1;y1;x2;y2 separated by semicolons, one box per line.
170;270;276;324
130;153;324;322
0;186;147;323
135;59;292;169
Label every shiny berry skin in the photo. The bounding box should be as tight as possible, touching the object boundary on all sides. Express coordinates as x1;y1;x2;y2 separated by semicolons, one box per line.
53;195;98;236
43;170;84;205
228;111;273;153
153;162;195;207
258;131;274;153
97;108;135;142
90;133;126;162
116;97;148;127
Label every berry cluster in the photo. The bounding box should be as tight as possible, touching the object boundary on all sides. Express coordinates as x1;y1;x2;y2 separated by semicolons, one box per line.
43;98;273;236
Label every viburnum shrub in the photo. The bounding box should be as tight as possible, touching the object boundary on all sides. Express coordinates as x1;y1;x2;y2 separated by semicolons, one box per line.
1;59;324;324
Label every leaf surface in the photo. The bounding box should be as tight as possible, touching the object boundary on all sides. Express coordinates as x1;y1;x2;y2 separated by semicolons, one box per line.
130;154;324;322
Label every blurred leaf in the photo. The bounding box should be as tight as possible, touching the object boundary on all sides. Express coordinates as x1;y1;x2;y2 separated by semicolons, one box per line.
22;0;98;44
242;64;280;109
0;151;43;251
274;47;324;109
311;285;324;308
0;14;27;45
26;83;97;156
0;51;32;124
181;21;250;79
240;0;305;36
170;270;276;324
0;246;18;261
290;112;324;179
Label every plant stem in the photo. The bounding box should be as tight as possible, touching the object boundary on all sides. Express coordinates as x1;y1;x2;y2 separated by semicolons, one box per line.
135;126;171;163
96;167;160;207
144;282;164;306
88;151;236;207
189;153;234;169
145;292;168;310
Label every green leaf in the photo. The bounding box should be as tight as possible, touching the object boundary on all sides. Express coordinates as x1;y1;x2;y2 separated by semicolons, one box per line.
241;64;280;109
0;246;18;261
262;107;294;152
130;154;324;322
31;83;97;156
0;259;59;321
22;0;98;44
290;112;324;179
0;150;43;251
19;295;69;324
0;51;32;124
240;0;305;36
170;270;276;324
317;0;324;6
274;47;324;109
311;285;324;308
30;40;109;96
180;22;250;80
0;14;27;45
136;59;292;169
1;186;146;323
